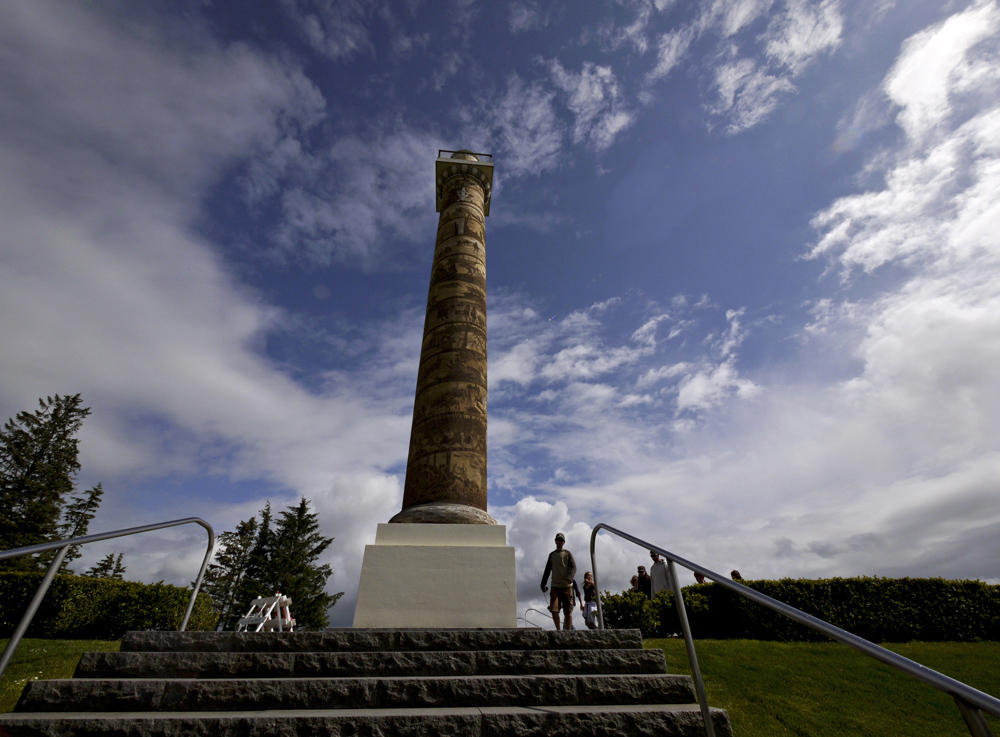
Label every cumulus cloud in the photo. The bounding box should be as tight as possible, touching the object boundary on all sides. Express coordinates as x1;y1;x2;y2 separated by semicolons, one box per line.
486;5;1000;592
885;2;999;144
496;496;638;617
742;0;1000;583
676;358;761;413
0;1;415;623
810;2;1000;273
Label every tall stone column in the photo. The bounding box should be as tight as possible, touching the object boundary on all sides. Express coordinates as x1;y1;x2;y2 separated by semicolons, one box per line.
390;150;495;525
354;149;516;627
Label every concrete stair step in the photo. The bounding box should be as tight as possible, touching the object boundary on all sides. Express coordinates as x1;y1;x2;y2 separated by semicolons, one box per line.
0;703;734;737
16;673;697;713
1;629;734;736
120;628;642;653
76;648;668;679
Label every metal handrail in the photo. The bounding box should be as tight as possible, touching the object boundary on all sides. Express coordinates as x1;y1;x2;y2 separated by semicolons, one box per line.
522;607;551;629
0;517;215;681
517;615;543;629
590;522;1000;737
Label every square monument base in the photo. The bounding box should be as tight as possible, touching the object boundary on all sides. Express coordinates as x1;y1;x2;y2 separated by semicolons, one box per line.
353;523;517;628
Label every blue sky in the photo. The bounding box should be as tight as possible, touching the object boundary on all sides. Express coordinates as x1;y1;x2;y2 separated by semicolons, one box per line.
2;0;999;627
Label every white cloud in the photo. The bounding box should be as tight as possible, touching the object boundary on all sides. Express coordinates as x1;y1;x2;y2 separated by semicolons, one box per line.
539;344;648;382
273;127;446;267
676;358;761;413
763;0;843;75
710;56;797;133
647;26;697;82
811;2;1000;274
509;1;551;33
547;60;636;152
281;0;380;61
594;0;656;53
487;293;762;513
644;0;846;133
0;1;416;624
700;0;776;37
885;1;999;143
706;0;1000;584
834;87;897;153
498;496;643;621
632;314;673;347
638;362;693;386
472;74;567;178
718;307;749;356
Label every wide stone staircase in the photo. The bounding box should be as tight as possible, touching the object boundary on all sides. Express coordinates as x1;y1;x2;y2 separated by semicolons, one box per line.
1;628;733;735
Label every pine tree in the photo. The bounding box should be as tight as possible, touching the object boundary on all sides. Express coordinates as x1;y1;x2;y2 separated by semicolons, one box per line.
0;394;95;569
58;483;104;572
202;517;259;630
205;499;343;631
86;551;126;579
237;502;274;607
271;498;343;630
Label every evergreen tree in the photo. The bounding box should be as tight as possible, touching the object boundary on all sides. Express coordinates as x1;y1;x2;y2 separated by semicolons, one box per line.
0;394;95;569
271;498;343;630
58;483;104;572
202;516;259;630
205;498;342;631
86;551;126;579
237;502;274;606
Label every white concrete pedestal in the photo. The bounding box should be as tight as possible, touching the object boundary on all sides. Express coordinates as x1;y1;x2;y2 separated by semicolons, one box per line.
353;523;517;628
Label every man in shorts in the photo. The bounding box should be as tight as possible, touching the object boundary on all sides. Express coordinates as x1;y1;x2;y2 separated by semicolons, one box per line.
540;532;577;631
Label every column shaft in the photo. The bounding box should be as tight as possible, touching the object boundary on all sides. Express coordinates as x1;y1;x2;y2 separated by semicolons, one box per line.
392;172;492;524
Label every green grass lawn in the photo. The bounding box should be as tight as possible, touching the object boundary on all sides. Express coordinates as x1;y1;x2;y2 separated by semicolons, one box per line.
647;638;1000;737
0;638;120;713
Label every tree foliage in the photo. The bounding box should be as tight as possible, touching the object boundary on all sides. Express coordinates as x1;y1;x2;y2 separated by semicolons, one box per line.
85;551;126;579
59;482;104;571
202;517;258;630
0;394;107;572
205;498;343;631
0;571;217;638
599;577;1000;641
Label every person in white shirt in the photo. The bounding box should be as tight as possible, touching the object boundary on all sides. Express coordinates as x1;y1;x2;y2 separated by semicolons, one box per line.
649;550;672;597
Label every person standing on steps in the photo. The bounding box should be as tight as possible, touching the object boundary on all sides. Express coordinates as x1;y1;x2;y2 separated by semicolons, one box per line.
540;532;577;631
636;565;652;598
649;550;672;597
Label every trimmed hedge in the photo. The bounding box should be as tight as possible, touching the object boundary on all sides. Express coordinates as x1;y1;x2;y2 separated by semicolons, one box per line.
0;571;218;639
600;577;1000;642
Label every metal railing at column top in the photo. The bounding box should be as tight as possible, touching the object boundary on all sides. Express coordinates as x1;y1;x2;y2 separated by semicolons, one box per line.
590;522;1000;737
0;517;215;681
